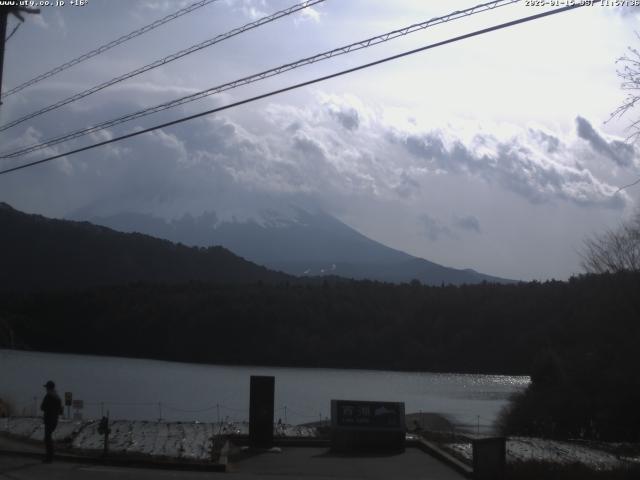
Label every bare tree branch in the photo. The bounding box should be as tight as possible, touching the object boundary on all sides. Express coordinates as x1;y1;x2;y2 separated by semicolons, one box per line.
606;34;640;191
581;210;640;273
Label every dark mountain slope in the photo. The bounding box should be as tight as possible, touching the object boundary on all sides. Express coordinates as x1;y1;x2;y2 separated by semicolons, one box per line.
0;203;291;291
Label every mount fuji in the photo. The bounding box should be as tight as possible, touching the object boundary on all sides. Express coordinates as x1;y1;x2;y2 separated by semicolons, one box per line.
83;206;514;285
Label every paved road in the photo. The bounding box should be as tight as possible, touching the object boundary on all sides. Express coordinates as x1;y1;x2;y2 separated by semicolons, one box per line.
1;448;465;480
0;456;211;480
229;447;466;479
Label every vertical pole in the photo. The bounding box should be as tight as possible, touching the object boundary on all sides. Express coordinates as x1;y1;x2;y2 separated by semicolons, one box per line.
216;403;220;425
0;10;8;102
102;412;110;457
0;6;39;105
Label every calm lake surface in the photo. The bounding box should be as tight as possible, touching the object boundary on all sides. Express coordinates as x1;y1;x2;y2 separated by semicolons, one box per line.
1;349;528;432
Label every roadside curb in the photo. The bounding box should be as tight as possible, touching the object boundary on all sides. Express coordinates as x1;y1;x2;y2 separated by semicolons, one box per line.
411;438;473;478
0;448;226;472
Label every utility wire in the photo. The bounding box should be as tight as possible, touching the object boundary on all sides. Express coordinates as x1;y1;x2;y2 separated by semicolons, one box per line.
0;0;325;132
0;0;520;159
5;21;20;43
0;4;583;177
615;177;640;193
1;0;221;100
163;403;219;413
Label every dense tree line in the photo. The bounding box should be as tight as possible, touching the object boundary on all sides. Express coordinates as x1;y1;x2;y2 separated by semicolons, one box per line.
3;273;638;374
2;272;640;440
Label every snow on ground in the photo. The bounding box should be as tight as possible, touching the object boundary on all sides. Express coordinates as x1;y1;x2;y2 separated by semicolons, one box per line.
0;417;317;461
445;436;634;470
4;416;636;469
276;424;318;438
0;417;85;443
0;417;40;438
69;419;218;460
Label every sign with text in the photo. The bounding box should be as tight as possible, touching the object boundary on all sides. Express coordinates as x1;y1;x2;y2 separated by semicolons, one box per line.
72;400;83;410
330;400;405;452
333;400;404;429
64;392;72;407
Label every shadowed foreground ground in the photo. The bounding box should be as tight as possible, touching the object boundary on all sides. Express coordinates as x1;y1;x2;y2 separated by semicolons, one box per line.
0;445;465;480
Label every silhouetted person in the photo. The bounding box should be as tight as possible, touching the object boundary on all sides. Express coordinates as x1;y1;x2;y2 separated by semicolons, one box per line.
40;380;63;463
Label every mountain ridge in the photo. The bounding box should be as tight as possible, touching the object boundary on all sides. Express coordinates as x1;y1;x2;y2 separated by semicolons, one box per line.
0;202;292;291
83;207;515;285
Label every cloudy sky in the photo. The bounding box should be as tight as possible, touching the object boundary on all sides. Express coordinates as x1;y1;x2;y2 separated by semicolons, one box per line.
1;0;639;281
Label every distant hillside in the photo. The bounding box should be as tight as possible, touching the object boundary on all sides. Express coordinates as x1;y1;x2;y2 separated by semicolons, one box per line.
0;203;291;291
86;208;515;285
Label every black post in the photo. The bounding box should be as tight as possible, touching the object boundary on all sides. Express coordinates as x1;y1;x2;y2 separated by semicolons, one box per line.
249;375;275;449
98;415;111;457
103;422;109;456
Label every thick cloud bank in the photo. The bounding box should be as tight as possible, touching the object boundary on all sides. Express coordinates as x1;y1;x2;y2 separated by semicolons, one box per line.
2;91;632;218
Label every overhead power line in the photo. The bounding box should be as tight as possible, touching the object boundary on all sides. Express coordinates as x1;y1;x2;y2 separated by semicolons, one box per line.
5;21;20;43
615;177;640;193
0;0;325;133
1;0;520;159
0;3;584;177
1;0;221;100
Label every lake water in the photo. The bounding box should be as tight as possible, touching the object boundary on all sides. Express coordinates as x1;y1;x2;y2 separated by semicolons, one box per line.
1;349;528;432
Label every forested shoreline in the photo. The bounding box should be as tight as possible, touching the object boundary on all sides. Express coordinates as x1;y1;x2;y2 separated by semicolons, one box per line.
1;272;637;374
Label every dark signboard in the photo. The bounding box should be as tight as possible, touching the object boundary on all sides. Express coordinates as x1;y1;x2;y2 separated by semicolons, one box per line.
330;400;405;453
334;400;403;429
249;375;275;448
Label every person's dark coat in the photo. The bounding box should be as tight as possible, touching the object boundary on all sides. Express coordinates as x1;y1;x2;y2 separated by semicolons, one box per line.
40;392;63;427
